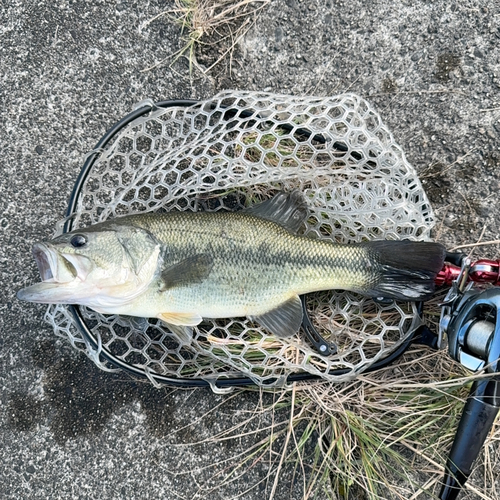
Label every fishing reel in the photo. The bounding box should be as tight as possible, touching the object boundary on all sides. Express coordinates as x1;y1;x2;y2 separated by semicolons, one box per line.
436;256;500;500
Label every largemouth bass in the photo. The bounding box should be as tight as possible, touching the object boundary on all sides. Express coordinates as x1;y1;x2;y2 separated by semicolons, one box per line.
17;192;446;342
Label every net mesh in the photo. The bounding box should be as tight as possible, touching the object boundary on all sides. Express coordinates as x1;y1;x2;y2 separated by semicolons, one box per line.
45;91;435;389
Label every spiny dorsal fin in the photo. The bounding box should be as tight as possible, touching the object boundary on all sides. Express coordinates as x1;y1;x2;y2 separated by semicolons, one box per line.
243;191;309;233
250;294;303;338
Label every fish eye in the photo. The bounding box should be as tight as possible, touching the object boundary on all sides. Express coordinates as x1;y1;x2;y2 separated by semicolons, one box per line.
70;234;87;248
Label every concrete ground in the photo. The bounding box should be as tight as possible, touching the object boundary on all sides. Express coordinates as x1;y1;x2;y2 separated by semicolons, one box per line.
1;0;499;498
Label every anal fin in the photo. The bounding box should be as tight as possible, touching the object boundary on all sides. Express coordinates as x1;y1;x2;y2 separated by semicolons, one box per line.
250;295;303;338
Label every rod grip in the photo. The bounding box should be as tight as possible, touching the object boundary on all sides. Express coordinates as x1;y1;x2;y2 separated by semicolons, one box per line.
439;380;500;500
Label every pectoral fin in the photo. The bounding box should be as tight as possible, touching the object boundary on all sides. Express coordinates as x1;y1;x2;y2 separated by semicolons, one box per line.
250;295;303;338
115;315;149;332
163;323;194;345
160;254;214;291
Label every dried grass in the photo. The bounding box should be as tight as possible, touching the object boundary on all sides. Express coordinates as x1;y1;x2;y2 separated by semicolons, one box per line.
142;0;270;73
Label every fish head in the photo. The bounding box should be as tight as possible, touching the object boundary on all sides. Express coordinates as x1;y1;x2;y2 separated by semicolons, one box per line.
17;223;162;307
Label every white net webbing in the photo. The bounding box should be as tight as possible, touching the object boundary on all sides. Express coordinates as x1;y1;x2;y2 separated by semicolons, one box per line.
45;91;435;389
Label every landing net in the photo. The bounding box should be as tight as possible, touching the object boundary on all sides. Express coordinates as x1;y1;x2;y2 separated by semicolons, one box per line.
45;91;435;390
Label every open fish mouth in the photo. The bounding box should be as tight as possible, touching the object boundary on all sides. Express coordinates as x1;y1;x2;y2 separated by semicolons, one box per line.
17;244;91;304
32;243;77;283
33;244;55;281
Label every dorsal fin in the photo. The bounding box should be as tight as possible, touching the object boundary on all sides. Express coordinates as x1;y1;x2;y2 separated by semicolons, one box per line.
243;191;309;233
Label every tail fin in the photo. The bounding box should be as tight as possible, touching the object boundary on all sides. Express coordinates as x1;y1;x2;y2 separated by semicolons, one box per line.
362;240;446;301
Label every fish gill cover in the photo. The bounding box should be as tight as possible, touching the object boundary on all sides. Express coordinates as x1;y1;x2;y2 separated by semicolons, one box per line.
44;90;435;390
